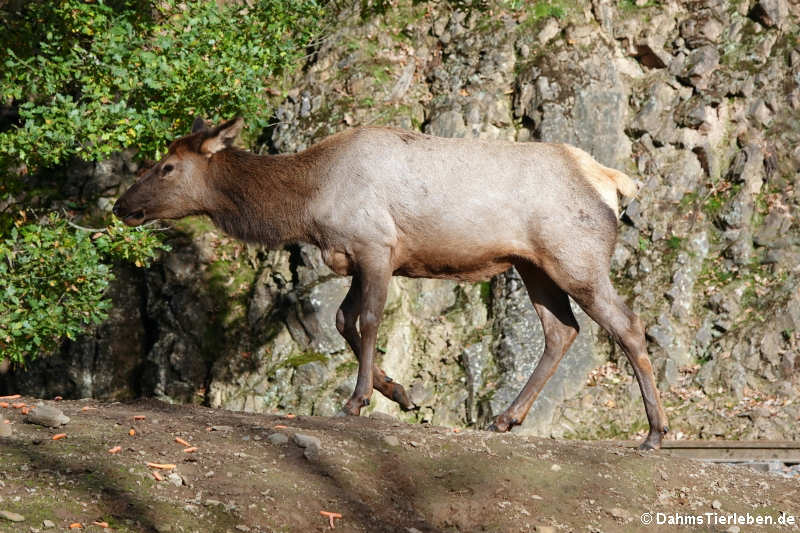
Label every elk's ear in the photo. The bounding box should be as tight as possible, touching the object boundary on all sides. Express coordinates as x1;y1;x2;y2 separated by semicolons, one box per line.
200;117;244;155
191;116;209;133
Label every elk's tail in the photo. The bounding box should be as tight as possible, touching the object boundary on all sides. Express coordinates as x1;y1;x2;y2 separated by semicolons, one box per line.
602;166;638;198
562;144;640;216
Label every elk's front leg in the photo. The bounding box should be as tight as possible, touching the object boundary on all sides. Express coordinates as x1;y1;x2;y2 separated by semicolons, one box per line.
341;258;392;416
335;274;416;410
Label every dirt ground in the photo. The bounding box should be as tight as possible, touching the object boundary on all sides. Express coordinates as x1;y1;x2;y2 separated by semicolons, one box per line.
1;398;799;533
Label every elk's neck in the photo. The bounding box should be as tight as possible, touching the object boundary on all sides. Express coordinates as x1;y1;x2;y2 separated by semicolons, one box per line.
205;149;320;247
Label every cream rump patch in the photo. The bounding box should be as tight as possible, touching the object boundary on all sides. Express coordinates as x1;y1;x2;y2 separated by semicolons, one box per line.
562;145;638;215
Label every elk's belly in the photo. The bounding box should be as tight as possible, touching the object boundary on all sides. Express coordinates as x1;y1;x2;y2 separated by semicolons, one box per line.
392;243;522;282
394;259;513;282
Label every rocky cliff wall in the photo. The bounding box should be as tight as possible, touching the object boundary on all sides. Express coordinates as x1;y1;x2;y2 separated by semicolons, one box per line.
4;0;799;441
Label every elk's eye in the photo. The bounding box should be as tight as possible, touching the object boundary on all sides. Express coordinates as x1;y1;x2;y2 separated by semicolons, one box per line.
162;164;174;174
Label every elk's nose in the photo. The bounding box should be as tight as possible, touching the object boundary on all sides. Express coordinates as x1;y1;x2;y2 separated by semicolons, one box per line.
112;200;122;217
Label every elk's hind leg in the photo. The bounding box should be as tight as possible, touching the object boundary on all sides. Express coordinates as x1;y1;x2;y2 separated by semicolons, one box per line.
489;262;580;432
335;274;416;411
568;275;668;450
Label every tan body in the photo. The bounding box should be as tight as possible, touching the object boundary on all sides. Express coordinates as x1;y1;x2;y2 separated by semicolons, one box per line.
114;118;668;449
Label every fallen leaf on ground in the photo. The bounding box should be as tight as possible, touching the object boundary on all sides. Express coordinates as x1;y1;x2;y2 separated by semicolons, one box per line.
80;406;97;412
146;462;176;470
52;433;67;440
183;446;198;453
92;521;109;528
320;511;342;529
175;437;191;447
133;415;146;421
129;429;136;436
0;394;20;401
108;446;122;454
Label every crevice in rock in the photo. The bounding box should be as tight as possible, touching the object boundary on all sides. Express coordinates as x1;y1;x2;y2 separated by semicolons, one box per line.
634;44;667;69
134;268;160;399
286;243;304;287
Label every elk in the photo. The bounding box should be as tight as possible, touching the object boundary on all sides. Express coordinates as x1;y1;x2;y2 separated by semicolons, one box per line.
113;117;669;450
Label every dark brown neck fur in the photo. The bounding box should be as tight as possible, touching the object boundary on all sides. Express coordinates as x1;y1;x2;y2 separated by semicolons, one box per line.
205;148;321;247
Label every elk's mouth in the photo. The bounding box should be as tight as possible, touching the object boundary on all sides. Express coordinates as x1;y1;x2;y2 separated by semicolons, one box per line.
121;209;146;227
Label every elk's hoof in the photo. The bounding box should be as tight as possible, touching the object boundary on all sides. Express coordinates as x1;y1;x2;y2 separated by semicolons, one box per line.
392;386;418;412
340;396;370;417
487;416;518;433
637;430;665;451
337;405;360;417
399;401;419;412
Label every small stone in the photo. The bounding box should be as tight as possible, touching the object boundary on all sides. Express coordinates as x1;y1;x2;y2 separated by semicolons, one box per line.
167;473;183;487
210;425;233;432
382;435;400;447
0;510;24;522
293;433;321;460
0;423;12;438
292;433;320;449
204;499;222;507
711;499;721;510
725;526;740;533
550;464;562;472
25;405;69;428
267;433;288;446
406;528;423;533
235;525;250;532
408;441;422;448
43;520;55;529
609;507;630;520
537;18;560;45
536;526;557;533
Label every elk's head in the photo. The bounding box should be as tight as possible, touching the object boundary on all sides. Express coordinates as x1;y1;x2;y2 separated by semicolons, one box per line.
113;117;244;226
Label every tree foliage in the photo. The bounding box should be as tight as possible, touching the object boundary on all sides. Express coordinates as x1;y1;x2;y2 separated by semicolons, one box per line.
0;214;170;363
0;0;325;363
0;0;324;168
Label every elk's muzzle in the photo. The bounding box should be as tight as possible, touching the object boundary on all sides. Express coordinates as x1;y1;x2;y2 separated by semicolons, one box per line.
112;197;146;226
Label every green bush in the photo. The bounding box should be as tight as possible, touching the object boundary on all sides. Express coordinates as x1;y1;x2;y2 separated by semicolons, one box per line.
0;0;326;363
0;0;325;168
0;214;169;363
